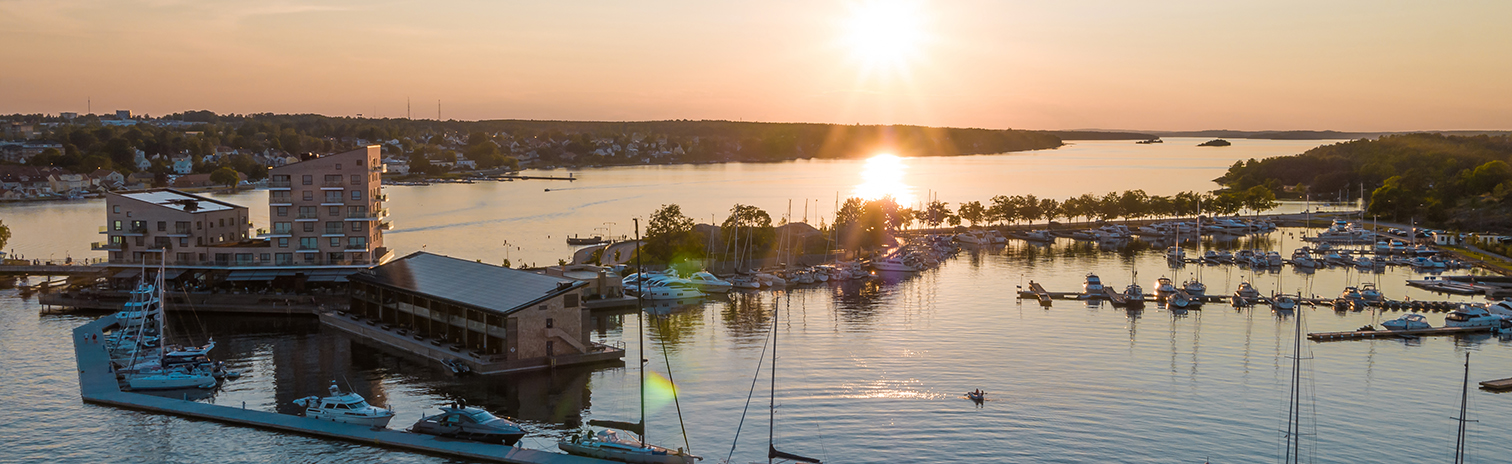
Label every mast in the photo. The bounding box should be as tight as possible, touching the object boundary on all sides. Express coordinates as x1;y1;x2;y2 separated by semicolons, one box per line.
1284;301;1303;464
769;295;779;464
635;218;645;442
1454;352;1471;464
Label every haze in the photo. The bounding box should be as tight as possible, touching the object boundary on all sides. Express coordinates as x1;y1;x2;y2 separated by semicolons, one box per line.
3;0;1510;131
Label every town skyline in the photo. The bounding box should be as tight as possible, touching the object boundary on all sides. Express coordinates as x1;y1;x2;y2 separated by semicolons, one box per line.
3;1;1511;132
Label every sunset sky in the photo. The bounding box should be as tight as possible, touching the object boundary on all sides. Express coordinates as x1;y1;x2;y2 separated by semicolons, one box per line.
2;0;1509;131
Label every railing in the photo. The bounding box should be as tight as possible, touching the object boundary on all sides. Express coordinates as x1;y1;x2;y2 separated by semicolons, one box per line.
268;180;292;188
296;214;319;220
375;194;388;202
173;227;192;235
91;242;122;251
105;257;376;267
346;210;387;219
322;181;345;187
379;221;392;230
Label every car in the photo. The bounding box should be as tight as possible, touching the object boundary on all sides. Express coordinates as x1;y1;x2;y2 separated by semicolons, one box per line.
409;402;526;445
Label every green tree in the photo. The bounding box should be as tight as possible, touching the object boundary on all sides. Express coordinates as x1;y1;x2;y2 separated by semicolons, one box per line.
721;204;775;260
0;219;10;251
1242;185;1279;215
957;201;986;227
643;204;702;265
923;200;952;228
209;167;240;187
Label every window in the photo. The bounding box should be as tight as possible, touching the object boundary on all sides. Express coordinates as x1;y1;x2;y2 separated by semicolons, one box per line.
113;205;120;213
274;222;291;234
545;318;553;328
303;190;314;201
196;237;203;246
275;253;293;265
299;237;318;250
259;253;271;263
351;174;362;185
329;237;340;248
276;206;288;217
277;238;289;248
196;221;202;230
134;237;144;246
175;221;190;234
303;253;316;263
235;253;253;265
298;206;316;219
132;220;145;231
328;206;340;216
302;222;315;232
271;191;290;203
350;190;362;201
326;222;343;234
347;236;367;249
157;221;166;231
176;252;193;263
324;174;342;186
325;191;342;203
219;218;225;227
335;163;342;170
350;221;366;232
328;252;344;263
302;175;313;185
178;237;188;246
347;205;367;218
113;220;122;231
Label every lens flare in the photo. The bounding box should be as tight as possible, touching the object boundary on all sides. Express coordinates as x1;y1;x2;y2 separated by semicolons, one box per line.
643;371;680;413
852;153;915;205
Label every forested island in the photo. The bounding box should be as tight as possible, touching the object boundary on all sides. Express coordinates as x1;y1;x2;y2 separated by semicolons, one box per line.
1215;133;1512;229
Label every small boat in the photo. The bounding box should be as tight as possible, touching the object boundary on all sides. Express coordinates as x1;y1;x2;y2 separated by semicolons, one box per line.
1182;278;1207;298
1165;246;1186;261
1271;293;1298;311
441;358;472;376
1234;281;1260;300
1290;249;1317;268
294;381;395;428
869;256;919;272
1202;250;1221;264
560;429;701;464
1359;283;1384;302
1381;314;1431;331
1339;286;1363;302
1154;277;1177;300
1123;283;1145;306
966;390;986;402
1168;291;1193;309
1266;251;1284;267
685;271;733;293
410;402;525;445
1444;305;1511;328
1083;273;1105;294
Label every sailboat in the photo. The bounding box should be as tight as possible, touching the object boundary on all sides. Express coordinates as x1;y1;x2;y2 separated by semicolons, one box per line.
124;257;218;391
560;219;701;464
1452;353;1474;464
1278;299;1314;463
764;295;821;464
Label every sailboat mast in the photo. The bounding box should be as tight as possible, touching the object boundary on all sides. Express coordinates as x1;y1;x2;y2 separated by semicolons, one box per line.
634;218;645;443
1454;352;1470;464
1286;304;1303;463
769;295;779;464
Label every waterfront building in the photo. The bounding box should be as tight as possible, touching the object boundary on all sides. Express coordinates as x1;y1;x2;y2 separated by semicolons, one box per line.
540;264;633;308
95;189;252;264
342;252;624;373
264;146;389;266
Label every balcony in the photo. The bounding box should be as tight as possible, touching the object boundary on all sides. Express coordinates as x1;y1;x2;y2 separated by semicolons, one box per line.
375;194;388;202
269;180;292;189
345;208;388;220
322;181;345;188
296;214;319;220
379;221;393;230
91;242;122;251
102;224;148;235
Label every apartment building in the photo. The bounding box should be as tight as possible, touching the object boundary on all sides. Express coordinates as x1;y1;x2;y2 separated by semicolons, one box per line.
265;146;389;266
95;189;253;265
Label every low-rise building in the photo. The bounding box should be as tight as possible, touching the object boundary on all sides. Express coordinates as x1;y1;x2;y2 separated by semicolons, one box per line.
97;189;253;264
343;252;623;373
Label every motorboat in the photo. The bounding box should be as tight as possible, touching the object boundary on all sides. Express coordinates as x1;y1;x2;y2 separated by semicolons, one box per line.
1014;230;1053;243
1271;293;1298;311
1083;273;1105;294
410;402;525;445
635;279;706;300
1266;251;1284;267
1165;246;1186;261
685;271;732;293
1234;281;1260;300
294;381;395;428
1338;286;1363;302
1182;278;1207;298
1123;283;1145;306
869;256;919;272
1215;250;1234;263
1312;219;1373;242
1324;251;1348;265
1359;283;1384;302
1488;299;1512;318
1444;305;1511;328
1381;314;1431;331
1154;277;1177;300
1168;291;1193;309
560;429;701;464
1352;256;1374;268
1202;250;1221;264
1290;249;1317;268
966;390;986;402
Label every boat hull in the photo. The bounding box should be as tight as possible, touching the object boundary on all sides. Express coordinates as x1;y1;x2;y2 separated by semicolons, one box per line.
558;441;698;464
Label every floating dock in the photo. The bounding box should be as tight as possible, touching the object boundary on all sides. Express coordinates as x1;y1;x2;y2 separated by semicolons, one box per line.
1480;377;1512;391
1306;326;1492;341
73;316;613;464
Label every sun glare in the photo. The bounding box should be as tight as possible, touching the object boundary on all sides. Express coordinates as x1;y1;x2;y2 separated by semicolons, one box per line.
852;153;915;205
843;1;926;70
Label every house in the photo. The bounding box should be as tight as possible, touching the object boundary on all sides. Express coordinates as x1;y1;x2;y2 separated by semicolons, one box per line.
90;168;126;189
171;156;194;175
0;166;59;198
343;252;624;373
125;172;156;189
1432;232;1460;246
134;150;152;170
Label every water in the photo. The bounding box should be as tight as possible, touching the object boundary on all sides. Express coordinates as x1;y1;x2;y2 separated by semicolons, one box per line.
4;138;1510;463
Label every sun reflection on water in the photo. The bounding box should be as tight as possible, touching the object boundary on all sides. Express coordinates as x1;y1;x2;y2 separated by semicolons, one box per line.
852;153;915;205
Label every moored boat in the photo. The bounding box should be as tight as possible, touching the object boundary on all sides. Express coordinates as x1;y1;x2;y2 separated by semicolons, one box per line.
294;381;395;428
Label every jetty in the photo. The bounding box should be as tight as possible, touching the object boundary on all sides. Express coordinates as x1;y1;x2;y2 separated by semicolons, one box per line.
1480;377;1512;391
1306;326;1492;341
73;316;613;463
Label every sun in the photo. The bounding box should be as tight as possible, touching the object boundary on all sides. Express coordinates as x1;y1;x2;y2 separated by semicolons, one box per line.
852;153;915;205
842;1;927;70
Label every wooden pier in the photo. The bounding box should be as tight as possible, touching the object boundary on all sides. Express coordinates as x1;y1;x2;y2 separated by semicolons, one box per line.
1480;377;1512;391
73;316;614;463
1306;326;1492;342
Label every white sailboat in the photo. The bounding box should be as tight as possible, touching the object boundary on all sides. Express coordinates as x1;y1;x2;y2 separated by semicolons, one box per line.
124;258;217;391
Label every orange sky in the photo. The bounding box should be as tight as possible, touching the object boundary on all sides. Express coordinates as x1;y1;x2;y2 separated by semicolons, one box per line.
2;1;1510;131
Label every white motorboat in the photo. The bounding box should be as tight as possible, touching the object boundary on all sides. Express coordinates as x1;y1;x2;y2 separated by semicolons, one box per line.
1202;250;1221;264
1165;246;1186;261
1290;249;1317;268
1168;291;1192;309
1182;278;1207;298
1266;251;1284;267
1215;250;1234;263
294;381;395;428
1359;283;1384;302
635;279;705;300
1083;273;1105;294
1123;283;1145;305
1338;286;1363;302
685;271;732;293
1487;300;1512;318
127;367;218;390
1154;277;1177;300
1271;293;1298;311
1381;314;1431;331
1444;305;1510;328
869;256;919;272
560;429;700;464
1235;281;1260;300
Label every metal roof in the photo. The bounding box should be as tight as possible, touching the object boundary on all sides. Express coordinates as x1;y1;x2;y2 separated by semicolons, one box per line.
349;252;585;315
118;189;240;213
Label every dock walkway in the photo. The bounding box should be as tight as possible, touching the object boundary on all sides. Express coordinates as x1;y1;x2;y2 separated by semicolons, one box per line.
1307;326;1492;341
73;316;613;463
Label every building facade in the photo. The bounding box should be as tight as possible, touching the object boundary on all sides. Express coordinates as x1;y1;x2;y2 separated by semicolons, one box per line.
95;189;253;265
265;146;389;266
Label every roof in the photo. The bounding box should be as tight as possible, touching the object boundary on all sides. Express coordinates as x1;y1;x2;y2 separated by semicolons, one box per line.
349;252;586;315
115;189;241;213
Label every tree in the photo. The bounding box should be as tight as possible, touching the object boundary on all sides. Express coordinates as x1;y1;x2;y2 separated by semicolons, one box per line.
0;219;10;251
722;204;775;261
958;201;986;227
1242;185;1279;215
924;200;952;228
210;167;241;187
643;204;702;265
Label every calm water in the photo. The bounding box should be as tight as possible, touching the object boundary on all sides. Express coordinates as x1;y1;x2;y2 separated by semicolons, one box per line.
4;138;1509;463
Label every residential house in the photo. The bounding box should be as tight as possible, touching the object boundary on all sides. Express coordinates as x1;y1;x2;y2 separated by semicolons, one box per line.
90;169;126;189
171;156;194;174
47;170;91;193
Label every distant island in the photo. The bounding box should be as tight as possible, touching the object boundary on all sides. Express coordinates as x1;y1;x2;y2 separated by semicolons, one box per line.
1198;139;1232;147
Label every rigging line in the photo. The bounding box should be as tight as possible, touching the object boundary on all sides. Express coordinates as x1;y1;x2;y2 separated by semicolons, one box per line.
725;310;775;462
657;313;693;454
